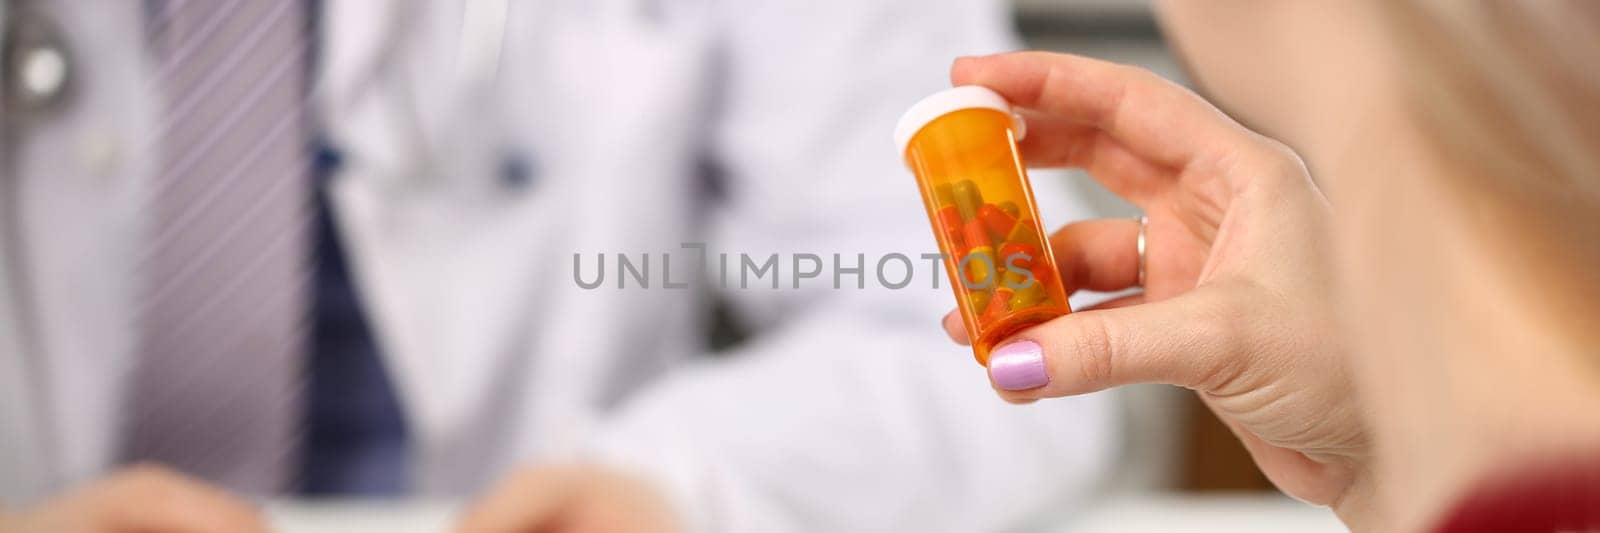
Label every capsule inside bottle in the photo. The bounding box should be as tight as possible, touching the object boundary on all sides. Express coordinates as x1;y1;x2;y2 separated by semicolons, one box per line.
896;86;1071;366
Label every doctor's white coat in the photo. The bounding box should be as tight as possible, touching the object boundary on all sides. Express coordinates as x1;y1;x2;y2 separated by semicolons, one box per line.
0;0;1115;530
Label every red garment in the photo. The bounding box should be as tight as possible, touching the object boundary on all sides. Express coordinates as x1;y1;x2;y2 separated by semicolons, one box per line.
1434;458;1600;532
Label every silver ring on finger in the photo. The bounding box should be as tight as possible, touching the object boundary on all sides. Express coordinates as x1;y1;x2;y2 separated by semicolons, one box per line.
1136;215;1148;287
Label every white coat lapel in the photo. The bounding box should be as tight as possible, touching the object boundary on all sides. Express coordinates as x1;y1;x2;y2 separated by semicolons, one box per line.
318;0;563;461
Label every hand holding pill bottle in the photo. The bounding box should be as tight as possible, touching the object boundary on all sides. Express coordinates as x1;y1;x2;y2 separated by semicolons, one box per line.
895;86;1071;365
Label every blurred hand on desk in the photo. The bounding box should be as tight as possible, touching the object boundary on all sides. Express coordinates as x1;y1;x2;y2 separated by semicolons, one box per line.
455;464;678;533
1;463;673;533
0;464;268;533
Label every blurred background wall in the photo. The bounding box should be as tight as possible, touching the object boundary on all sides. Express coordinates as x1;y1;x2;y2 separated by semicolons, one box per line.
1011;0;1275;495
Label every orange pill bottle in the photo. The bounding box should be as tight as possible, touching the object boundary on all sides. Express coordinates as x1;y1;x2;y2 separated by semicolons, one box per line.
895;86;1071;365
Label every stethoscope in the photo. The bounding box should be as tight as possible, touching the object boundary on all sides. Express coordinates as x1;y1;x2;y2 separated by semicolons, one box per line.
1;0;71;491
1;0;73;119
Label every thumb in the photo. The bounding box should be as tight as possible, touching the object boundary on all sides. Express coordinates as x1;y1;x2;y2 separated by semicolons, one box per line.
986;289;1244;402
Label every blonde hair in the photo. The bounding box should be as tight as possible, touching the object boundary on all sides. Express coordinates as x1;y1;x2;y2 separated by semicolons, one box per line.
1379;1;1600;340
1383;1;1600;199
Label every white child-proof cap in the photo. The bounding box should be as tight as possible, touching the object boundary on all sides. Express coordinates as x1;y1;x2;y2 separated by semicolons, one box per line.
893;85;1027;160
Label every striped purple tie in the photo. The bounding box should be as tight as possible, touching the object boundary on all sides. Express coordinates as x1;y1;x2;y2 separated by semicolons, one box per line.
122;0;312;495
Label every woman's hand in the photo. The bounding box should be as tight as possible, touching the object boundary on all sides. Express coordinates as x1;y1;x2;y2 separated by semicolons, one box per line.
940;52;1373;522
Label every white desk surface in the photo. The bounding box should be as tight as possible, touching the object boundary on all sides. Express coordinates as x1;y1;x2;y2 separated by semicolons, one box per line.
1060;493;1345;533
267;493;1345;533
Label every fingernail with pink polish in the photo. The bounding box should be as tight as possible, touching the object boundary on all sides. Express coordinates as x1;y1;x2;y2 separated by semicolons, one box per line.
989;340;1048;391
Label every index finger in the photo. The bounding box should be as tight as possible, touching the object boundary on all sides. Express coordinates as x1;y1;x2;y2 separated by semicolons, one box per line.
951;51;1256;171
